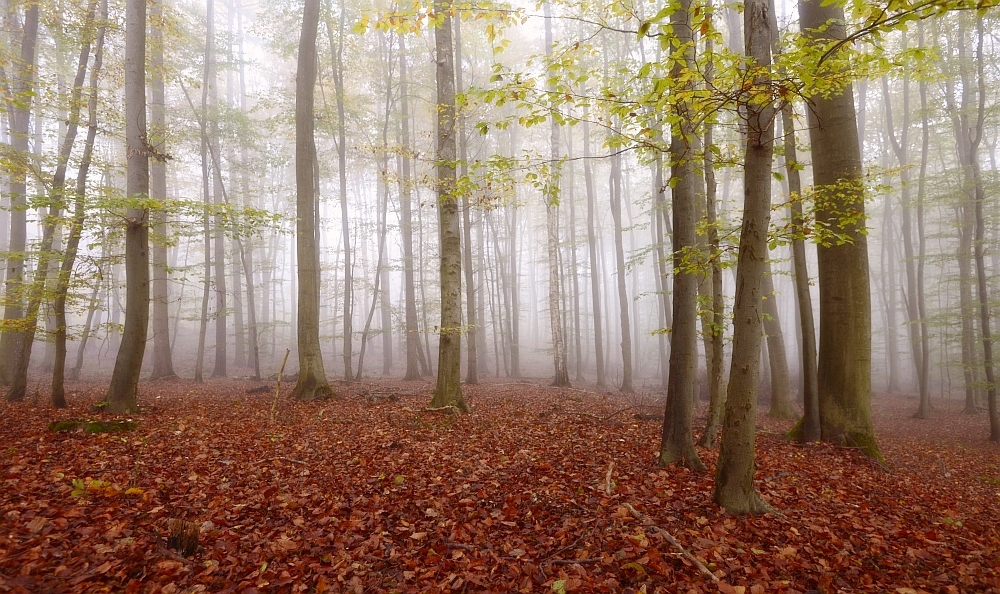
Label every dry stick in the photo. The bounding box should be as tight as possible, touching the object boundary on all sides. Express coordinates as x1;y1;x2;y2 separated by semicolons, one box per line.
255;456;308;466
270;348;291;422
623;503;719;582
604;461;615;495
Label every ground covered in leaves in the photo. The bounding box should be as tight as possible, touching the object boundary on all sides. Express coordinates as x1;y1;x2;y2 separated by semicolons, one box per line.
1;378;998;593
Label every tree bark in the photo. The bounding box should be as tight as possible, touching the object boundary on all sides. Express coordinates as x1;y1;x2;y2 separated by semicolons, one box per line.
149;0;176;381
799;0;881;460
715;0;776;514
398;34;420;380
106;0;150;414
292;0;333;401
0;0;39;386
430;0;470;412
659;0;705;471
583;113;605;387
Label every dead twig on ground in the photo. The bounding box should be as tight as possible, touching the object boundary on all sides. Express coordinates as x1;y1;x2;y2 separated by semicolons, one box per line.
623;502;718;582
255;456;308;466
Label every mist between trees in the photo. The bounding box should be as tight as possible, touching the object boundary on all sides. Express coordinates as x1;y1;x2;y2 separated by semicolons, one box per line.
1;0;999;513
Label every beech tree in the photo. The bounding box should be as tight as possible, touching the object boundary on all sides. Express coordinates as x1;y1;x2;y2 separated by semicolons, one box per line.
292;0;333;401
105;0;151;414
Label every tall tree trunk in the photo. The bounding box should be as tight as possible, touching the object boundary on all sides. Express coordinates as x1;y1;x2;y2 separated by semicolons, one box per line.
609;143;633;392
53;0;107;406
543;0;569;387
454;16;478;385
398;34;420;380
430;0;470;412
799;0;881;460
194;0;215;384
149;0;175;380
210;19;228;379
699;13;726;447
0;0;39;386
292;0;333;401
715;0;775;514
327;0;353;380
236;0;260;377
583;113;605;387
8;0;97;402
659;0;705;470
763;257;795;418
106;0;150;414
915;22;931;421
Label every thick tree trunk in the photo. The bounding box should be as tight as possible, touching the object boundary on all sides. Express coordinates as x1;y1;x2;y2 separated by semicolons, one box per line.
659;0;704;471
715;0;776;514
799;0;881;460
106;0;150;414
0;1;39;386
430;0;470;412
292;0;333;401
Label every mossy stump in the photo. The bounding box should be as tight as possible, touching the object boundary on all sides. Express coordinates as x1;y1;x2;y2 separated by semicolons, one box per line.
48;419;138;434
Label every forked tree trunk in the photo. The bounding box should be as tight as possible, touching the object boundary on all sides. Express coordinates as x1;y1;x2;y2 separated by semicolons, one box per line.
105;0;150;414
292;0;333;401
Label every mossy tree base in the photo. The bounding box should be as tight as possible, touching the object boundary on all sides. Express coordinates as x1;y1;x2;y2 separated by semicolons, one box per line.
48;419;138;434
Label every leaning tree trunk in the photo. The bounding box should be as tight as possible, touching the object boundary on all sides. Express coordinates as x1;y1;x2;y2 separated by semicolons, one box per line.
292;0;333;401
7;0;96;402
799;0;881;460
53;0;107;407
430;0;470;412
105;0;149;414
659;0;705;471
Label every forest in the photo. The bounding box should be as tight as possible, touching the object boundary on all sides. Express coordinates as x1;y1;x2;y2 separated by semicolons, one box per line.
1;0;1000;590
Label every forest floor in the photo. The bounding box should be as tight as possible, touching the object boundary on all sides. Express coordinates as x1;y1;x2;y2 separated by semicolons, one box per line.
1;377;998;594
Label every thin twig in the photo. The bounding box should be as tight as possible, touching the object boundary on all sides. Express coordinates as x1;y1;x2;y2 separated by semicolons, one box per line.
270;348;290;422
255;456;308;466
623;503;718;582
604;461;615;496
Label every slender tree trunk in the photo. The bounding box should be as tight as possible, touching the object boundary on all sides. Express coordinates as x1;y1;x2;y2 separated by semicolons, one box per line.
763;257;796;418
583;113;605;387
609;144;633;392
398;34;420;380
659;0;705;470
149;0;175;380
799;0;881;460
106;0;150;414
430;0;470;412
292;0;333;401
715;0;776;513
454;16;478;385
543;0;569;387
210;30;228;379
915;23;931;420
53;0;107;406
699;17;726;447
6;0;96;402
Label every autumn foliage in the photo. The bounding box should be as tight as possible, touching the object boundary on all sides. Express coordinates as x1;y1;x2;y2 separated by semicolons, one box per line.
1;380;998;593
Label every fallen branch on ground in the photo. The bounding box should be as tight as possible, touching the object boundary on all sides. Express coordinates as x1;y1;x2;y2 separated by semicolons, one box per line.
623;502;718;582
255;456;308;466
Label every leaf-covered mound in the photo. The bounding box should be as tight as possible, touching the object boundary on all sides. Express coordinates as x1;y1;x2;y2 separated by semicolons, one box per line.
1;380;998;593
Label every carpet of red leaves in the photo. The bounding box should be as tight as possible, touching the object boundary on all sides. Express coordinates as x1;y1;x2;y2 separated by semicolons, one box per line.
1;379;998;593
